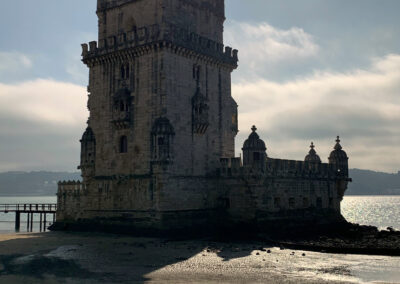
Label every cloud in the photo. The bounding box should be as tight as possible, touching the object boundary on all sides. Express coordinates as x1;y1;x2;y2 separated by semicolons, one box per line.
0;79;88;171
0;79;87;126
225;21;319;81
233;54;400;173
63;31;97;85
0;51;33;72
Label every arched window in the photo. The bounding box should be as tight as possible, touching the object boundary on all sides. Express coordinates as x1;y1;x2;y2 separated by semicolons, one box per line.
121;66;125;79
119;136;128;153
120;64;130;80
151;117;175;163
192;87;209;134
112;88;132;129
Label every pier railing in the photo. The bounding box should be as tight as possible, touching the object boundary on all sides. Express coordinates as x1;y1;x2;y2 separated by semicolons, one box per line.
0;204;57;213
0;203;57;232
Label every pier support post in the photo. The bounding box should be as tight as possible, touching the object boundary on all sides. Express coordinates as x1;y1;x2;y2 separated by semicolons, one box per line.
30;213;33;232
15;212;20;232
44;214;47;231
27;213;30;231
40;213;43;232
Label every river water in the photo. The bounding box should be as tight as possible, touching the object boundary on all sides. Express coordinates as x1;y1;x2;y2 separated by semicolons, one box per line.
342;195;400;230
0;195;400;233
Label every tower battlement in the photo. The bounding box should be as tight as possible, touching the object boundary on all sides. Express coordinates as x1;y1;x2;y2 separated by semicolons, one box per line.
219;157;347;180
81;23;238;67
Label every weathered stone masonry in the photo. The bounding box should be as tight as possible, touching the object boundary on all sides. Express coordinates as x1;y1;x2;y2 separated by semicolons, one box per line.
55;0;350;233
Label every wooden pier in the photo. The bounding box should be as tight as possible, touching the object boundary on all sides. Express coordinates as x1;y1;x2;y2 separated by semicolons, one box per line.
0;204;57;232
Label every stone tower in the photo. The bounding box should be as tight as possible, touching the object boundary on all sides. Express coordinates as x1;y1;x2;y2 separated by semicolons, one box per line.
55;0;350;234
81;0;238;178
56;0;238;230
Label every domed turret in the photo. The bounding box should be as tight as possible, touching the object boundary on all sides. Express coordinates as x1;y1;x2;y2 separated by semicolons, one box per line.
81;127;95;142
329;136;348;160
305;142;321;163
242;126;267;172
243;126;267;151
79;127;96;178
328;136;349;176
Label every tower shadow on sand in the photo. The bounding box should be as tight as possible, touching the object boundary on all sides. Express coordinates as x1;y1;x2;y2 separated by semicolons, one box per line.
0;231;277;283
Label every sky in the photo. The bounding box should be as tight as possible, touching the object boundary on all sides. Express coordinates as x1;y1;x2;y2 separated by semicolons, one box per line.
0;0;399;173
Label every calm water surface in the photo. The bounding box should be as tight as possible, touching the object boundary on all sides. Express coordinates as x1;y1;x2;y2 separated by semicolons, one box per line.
342;195;400;230
0;195;399;233
0;196;56;233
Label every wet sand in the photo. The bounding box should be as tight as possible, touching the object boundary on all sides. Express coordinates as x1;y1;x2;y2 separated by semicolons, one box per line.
0;232;399;283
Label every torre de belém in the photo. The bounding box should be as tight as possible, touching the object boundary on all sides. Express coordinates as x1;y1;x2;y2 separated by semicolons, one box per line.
54;0;351;234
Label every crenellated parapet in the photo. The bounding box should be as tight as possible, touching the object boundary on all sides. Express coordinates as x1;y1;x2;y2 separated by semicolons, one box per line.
81;23;238;67
265;158;338;179
219;157;350;181
220;158;242;176
58;181;86;196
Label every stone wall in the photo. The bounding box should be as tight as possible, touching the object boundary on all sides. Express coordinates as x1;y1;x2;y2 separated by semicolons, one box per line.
56;161;347;232
57;181;86;221
96;0;225;43
218;156;348;228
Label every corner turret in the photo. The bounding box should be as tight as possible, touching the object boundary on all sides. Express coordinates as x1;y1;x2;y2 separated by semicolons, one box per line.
242;126;267;172
78;127;96;179
329;136;349;176
305;142;321;164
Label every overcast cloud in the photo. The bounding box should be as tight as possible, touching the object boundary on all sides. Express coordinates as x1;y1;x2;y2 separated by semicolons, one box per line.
225;21;319;81
0;79;87;172
233;53;400;172
0;0;399;173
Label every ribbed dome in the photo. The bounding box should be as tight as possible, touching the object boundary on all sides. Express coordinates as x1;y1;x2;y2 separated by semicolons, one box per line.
152;117;175;135
81;127;95;142
329;136;348;160
242;126;266;151
305;142;321;163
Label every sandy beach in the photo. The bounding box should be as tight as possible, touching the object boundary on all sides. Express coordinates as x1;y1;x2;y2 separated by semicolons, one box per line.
0;232;399;283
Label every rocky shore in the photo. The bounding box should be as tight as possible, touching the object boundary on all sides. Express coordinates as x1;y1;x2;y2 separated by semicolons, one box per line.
51;220;400;257
261;222;400;256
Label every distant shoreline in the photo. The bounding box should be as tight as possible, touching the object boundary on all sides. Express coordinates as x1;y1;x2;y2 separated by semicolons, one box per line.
1;169;399;195
1;194;400;198
0;194;57;197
